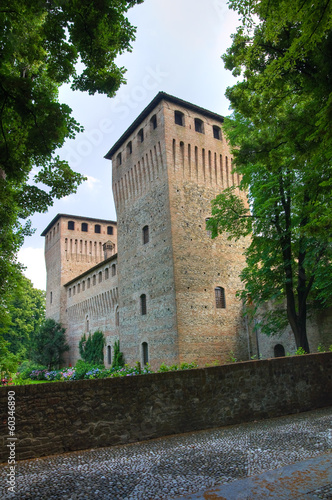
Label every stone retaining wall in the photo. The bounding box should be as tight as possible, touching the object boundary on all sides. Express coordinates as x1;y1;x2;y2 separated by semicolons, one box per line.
0;353;331;462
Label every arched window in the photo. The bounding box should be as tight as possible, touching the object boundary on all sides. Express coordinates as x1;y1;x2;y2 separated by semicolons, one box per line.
150;114;157;130
107;226;113;235
81;222;88;232
94;224;101;234
117;152;122;166
138;128;144;143
82;281;85;291
98;271;102;283
68;220;75;230
127;141;132;156
140;294;147;315
107;345;112;365
174;110;185;126
87;278;91;289
50;291;53;304
92;274;96;285
195;118;204;134
213;125;222;140
215;287;226;308
274;344;285;357
142;225;149;244
142;342;149;365
111;264;116;276
105;268;109;279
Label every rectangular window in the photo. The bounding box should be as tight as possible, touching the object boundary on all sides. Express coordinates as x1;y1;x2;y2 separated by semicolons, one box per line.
215;287;226;308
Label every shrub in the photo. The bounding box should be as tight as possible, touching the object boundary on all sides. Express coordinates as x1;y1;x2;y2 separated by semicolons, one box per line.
112;340;124;369
18;361;48;380
74;360;104;380
79;331;105;365
32;319;69;369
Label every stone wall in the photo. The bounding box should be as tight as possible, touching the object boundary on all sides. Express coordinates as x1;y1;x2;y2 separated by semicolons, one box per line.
0;353;331;463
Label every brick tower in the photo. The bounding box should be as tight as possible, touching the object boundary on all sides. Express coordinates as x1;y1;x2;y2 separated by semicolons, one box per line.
105;92;250;368
42;214;117;330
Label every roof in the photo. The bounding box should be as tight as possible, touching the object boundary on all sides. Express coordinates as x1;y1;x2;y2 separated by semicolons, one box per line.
104;91;224;159
41;213;117;236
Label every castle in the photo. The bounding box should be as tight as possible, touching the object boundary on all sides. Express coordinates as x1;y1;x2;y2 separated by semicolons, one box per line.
42;92;330;368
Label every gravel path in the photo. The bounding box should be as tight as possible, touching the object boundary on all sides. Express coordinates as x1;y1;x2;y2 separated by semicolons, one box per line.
0;407;331;499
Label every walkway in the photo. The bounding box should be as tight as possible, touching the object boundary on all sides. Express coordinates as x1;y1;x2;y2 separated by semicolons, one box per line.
0;407;331;499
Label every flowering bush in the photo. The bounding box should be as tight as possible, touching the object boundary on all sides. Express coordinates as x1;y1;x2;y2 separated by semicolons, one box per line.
1;376;13;386
29;369;48;381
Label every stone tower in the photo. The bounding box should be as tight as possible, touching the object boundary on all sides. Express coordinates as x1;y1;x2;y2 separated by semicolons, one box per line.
105;92;250;368
42;214;117;329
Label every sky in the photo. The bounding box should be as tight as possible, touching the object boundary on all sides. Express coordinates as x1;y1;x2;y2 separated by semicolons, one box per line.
18;0;242;290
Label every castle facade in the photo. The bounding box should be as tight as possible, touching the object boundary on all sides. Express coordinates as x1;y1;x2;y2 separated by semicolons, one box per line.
42;92;330;368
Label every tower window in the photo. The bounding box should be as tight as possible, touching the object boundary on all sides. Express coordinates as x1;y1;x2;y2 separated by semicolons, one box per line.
107;345;112;365
140;294;147;315
50;291;53;304
68;288;71;298
87;278;90;289
195;118;204;134
81;222;88;232
93;275;96;286
138;128;144;143
215;287;226;308
111;264;116;276
94;224;101;234
117;152;122;166
174;110;185;126
105;268;109;279
127;141;132;156
68;221;75;230
150;114;157;130
98;271;102;283
107;226;113;235
142;225;149;244
213;125;222;140
142;342;149;365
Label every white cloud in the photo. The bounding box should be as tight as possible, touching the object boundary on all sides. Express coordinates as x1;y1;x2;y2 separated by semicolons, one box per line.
18;247;46;291
85;175;100;190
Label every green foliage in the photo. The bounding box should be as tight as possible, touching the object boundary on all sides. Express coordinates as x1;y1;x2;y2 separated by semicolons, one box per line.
17;361;47;380
112;340;125;369
0;335;20;378
0;0;142;313
79;331;105;365
207;0;332;352
74;360;104;380
2;276;45;358
32;318;69;369
226;351;238;363
295;347;307;356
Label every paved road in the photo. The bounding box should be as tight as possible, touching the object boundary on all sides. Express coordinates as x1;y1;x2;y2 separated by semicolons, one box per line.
0;407;331;499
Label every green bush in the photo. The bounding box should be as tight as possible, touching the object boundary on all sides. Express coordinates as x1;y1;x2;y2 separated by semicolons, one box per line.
112;340;125;369
79;331;105;365
18;361;48;380
74;360;104;380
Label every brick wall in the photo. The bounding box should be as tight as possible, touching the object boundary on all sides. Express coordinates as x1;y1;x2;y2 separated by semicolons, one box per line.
0;353;331;462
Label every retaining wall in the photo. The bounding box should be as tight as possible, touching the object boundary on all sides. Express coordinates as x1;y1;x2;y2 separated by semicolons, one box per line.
0;353;331;462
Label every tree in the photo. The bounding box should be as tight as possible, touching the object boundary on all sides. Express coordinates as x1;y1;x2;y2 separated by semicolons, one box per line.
0;0;143;303
207;0;332;352
2;276;45;359
112;340;124;368
32;318;69;369
79;330;105;365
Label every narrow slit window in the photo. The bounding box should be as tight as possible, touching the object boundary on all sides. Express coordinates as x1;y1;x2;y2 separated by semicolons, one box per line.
140;294;147;315
142;342;149;365
215;287;226;308
107;345;112;365
142;225;149;244
117;152;122;166
127;141;132;155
